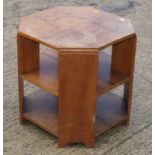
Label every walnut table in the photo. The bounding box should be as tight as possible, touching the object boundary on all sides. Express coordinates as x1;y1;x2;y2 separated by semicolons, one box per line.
17;6;136;147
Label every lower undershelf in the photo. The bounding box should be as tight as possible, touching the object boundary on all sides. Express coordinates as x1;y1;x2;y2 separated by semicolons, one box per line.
23;90;127;137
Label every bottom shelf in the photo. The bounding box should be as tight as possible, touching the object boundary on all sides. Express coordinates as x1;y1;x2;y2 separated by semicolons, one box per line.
23;90;127;137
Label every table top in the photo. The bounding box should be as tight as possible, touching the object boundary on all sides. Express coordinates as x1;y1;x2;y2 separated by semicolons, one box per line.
18;6;135;50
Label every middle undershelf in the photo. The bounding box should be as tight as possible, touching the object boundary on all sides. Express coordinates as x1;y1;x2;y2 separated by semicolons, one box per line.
22;49;129;96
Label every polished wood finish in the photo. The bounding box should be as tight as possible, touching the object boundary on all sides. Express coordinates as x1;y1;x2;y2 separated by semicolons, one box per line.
97;51;130;95
23;90;58;136
18;6;135;50
111;35;136;76
17;34;39;122
111;35;136;124
22;49;129;96
96;92;127;136
17;6;136;147
58;49;98;147
22;49;58;96
23;89;127;138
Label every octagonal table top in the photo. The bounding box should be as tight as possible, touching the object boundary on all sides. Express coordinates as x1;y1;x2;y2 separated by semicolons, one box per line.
18;6;135;50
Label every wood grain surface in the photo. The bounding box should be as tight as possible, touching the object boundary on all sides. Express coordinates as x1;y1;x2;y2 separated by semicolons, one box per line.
17;34;39;123
18;6;135;49
58;49;98;147
23;89;127;139
17;6;136;147
22;48;129;96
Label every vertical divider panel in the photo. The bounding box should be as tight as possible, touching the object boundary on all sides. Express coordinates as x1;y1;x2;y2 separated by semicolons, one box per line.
17;33;39;122
58;49;98;147
111;35;136;76
111;35;137;124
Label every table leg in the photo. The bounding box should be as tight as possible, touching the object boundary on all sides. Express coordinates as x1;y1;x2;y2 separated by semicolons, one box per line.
124;79;133;125
111;35;137;125
58;49;98;147
17;34;39;123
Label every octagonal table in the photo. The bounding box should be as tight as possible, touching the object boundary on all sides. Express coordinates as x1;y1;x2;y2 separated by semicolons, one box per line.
17;6;136;147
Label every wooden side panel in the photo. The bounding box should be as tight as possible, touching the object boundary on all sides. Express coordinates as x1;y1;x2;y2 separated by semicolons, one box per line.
111;35;137;125
58;50;98;147
111;35;136;76
124;79;134;125
17;34;39;74
17;33;39;122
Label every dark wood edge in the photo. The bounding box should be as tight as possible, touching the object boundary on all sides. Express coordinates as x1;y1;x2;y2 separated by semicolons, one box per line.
95;119;127;137
97;77;131;96
18;31;136;51
23;114;58;137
